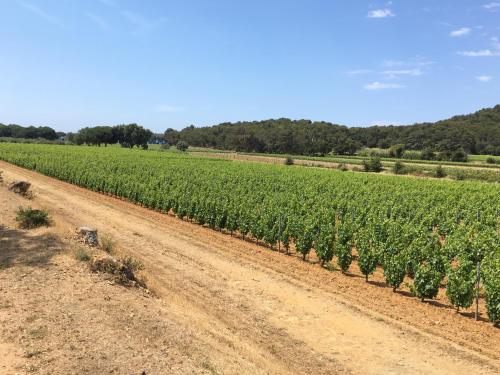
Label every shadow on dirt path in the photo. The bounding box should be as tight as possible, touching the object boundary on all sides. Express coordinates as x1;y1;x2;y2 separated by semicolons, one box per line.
0;225;64;270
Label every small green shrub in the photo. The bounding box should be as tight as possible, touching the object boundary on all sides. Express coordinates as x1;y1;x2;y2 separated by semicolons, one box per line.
388;144;405;158
121;256;144;271
486;157;498;164
176;141;189;151
451;150;468;163
392;161;406;175
100;235;115;253
159;143;170;151
421;147;436;160
15;207;49;229
337;163;348;171
435;165;446;178
362;157;383;173
74;247;91;262
453;171;466;181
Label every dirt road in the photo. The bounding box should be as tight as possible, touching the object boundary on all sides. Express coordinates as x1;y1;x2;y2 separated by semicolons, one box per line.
0;160;499;374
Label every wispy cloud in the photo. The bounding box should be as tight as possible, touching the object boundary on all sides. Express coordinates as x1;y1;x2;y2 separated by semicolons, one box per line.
155;105;185;113
352;57;430;89
382;57;434;68
84;11;111;31
450;27;471;37
346;69;372;75
459;37;500;56
459;49;499;57
492;36;500;48
367;9;395;18
382;69;423;78
476;75;493;82
483;2;500;10
364;82;404;90
121;10;166;35
18;1;63;27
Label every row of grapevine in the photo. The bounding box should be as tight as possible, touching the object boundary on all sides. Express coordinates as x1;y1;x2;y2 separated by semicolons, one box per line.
0;143;499;324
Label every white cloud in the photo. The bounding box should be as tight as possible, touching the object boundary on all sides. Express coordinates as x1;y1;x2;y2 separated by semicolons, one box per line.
382;69;423;78
367;9;395;18
450;27;471;37
459;49;499;57
459;36;500;56
484;2;500;10
382;57;434;68
346;69;372;75
476;75;492;82
18;1;63;27
155;105;185;113
364;82;404;90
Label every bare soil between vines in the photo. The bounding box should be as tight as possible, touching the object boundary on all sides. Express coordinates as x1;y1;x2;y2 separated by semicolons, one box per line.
0;160;498;374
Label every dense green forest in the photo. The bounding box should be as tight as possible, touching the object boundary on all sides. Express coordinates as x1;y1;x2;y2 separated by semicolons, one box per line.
3;105;500;156
68;124;153;148
169;105;500;156
0;123;58;140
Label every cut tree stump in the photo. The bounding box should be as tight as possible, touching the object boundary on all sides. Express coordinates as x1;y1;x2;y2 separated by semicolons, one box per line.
8;181;31;195
78;226;99;246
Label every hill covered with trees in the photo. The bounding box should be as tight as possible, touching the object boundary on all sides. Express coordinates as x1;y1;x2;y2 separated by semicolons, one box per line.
169;105;500;156
3;105;499;156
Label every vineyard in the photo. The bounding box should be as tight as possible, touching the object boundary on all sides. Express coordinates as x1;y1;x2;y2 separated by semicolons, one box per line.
1;143;499;324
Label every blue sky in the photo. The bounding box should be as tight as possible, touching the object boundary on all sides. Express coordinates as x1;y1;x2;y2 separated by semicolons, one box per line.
1;0;499;132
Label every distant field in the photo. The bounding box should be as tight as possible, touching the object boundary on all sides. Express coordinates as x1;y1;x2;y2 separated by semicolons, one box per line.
184;149;500;183
236;152;500;169
159;145;500;169
468;154;500;163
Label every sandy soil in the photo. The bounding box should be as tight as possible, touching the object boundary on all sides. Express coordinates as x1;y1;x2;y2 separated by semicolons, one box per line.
0;160;498;375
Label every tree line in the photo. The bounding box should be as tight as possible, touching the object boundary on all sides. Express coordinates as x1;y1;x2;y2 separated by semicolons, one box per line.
67;124;153;148
166;105;500;156
3;104;499;156
0;124;58;140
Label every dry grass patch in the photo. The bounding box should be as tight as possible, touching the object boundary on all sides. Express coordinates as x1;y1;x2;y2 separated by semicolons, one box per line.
90;256;145;287
74;247;91;262
100;234;115;253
